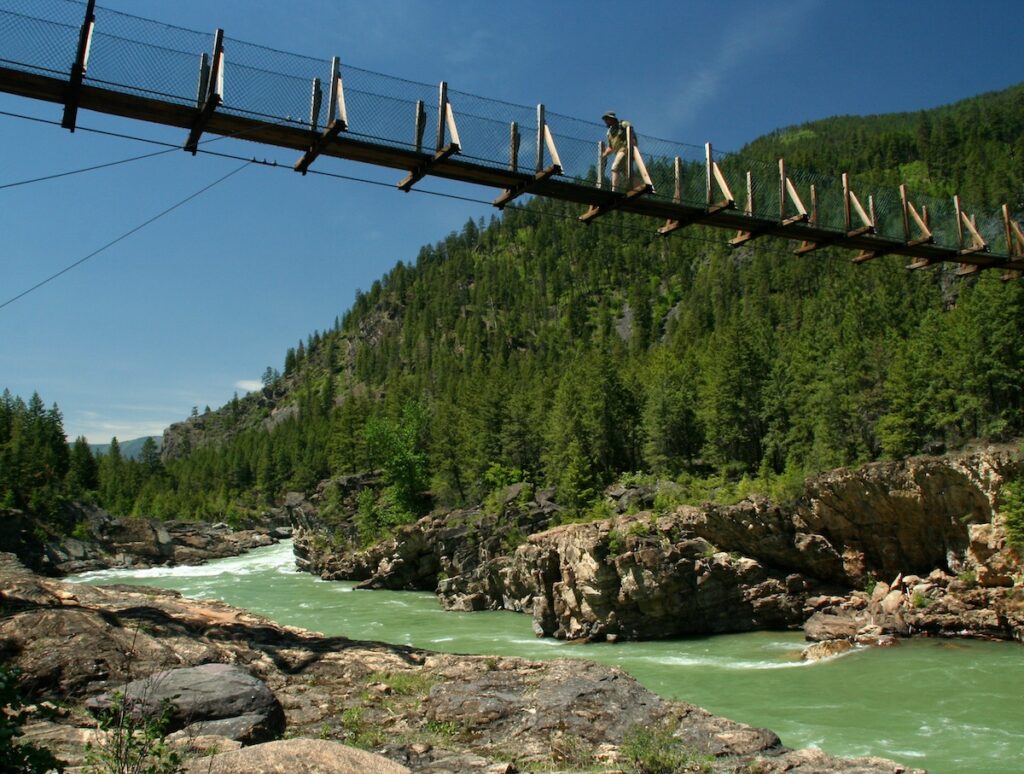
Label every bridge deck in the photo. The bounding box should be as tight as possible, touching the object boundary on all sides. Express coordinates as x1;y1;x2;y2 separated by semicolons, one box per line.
0;0;1021;275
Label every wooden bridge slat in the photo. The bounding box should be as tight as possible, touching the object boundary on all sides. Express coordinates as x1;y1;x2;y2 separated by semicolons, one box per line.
2;64;1016;274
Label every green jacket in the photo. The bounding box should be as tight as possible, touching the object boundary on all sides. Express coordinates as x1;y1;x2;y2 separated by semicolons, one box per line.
607;120;633;152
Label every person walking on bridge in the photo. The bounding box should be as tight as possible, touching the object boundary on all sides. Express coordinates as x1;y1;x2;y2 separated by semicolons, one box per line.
601;111;638;191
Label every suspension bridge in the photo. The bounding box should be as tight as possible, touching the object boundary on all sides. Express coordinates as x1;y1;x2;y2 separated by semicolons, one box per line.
2;0;1022;277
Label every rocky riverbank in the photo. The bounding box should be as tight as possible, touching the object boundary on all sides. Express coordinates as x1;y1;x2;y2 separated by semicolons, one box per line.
292;449;1023;645
0;502;291;576
0;552;923;773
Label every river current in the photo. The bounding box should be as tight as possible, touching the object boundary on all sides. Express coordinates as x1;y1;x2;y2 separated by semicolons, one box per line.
72;540;1023;773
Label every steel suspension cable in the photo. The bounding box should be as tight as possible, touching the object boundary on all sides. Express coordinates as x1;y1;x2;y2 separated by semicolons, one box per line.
0;159;251;312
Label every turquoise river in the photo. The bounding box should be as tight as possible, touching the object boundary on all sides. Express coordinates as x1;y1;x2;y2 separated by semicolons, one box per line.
72;541;1023;773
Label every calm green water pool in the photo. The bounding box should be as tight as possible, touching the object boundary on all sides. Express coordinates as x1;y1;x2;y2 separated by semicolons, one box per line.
72;541;1024;773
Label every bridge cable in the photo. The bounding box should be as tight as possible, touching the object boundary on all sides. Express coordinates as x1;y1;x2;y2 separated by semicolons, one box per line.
0;160;251;312
0;109;858;281
0;107;292;190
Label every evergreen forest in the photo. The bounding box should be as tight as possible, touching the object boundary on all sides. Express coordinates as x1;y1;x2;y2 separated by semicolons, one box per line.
4;83;1023;535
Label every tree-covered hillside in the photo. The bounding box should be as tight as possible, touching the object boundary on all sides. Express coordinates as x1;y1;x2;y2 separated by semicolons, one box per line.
741;83;1024;208
5;84;1023;528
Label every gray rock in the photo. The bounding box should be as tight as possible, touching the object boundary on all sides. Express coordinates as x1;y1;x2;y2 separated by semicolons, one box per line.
86;663;284;742
179;713;278;744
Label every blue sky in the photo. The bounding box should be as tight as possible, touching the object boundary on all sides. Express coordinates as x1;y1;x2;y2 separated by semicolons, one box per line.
2;0;1020;443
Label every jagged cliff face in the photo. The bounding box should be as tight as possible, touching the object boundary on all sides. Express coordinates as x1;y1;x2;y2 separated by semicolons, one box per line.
675;452;1006;588
293;449;1023;642
467;516;810;641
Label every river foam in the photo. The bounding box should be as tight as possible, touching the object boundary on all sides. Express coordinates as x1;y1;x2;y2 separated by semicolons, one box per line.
67;539;1024;774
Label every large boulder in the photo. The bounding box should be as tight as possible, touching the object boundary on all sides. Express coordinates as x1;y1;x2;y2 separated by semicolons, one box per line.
86;663;285;744
441;513;812;641
183;739;411;773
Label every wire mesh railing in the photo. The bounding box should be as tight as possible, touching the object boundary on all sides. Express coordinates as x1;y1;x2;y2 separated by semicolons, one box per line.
0;0;1019;261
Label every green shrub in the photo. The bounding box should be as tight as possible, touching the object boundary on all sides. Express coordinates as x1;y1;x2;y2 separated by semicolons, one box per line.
423;720;458;737
620;723;712;773
339;705;382;749
369;670;437;697
628;521;651;538
0;666;63;773
84;690;181;774
607;529;624;556
502;526;527;554
1000;478;1024;549
911;591;933;609
550;734;597;769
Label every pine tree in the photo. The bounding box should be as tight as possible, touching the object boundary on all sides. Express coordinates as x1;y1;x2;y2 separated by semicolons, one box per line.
66;436;99;497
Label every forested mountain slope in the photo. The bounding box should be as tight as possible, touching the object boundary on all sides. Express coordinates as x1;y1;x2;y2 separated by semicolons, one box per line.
6;84;1022;528
144;83;1023;524
741;82;1024;208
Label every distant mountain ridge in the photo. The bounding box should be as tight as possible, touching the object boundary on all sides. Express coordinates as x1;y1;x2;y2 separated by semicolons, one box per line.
89;436;161;461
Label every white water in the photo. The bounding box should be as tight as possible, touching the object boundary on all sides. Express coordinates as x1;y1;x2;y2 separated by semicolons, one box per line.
72;541;1024;773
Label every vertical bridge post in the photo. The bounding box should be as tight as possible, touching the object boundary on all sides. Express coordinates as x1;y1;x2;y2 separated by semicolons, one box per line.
308;78;322;131
493;104;561;209
294;56;349;174
184;28;224;154
535;104;545;173
436;81;448;152
398;81;460;191
62;0;96;131
509;121;520;173
705;143;734;212
1001;204;1024;279
658;156;685;235
414;100;426;153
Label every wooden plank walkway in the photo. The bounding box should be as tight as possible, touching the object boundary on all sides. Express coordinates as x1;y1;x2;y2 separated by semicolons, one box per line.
1;57;1022;276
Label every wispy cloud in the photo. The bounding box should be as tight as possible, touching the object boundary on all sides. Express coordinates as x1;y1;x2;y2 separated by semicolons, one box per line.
235;380;263;393
657;0;819;137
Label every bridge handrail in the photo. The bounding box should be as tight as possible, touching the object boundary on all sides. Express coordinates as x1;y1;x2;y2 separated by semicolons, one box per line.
1;0;1020;266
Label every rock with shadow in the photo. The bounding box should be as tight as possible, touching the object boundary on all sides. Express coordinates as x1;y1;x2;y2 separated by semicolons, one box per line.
85;663;285;744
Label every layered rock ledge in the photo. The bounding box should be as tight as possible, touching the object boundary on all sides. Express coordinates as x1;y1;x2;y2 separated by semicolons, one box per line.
0;502;290;575
293;449;1023;643
0;553;921;773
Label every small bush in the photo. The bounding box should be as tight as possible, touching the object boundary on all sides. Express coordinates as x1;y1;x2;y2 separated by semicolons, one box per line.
1000;478;1024;549
84;690;182;774
369;670;437;697
584;499;615;523
423;720;458;737
551;734;597;769
502;526;527;554
620;724;712;773
339;705;381;749
0;666;63;773
607;529;624;556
